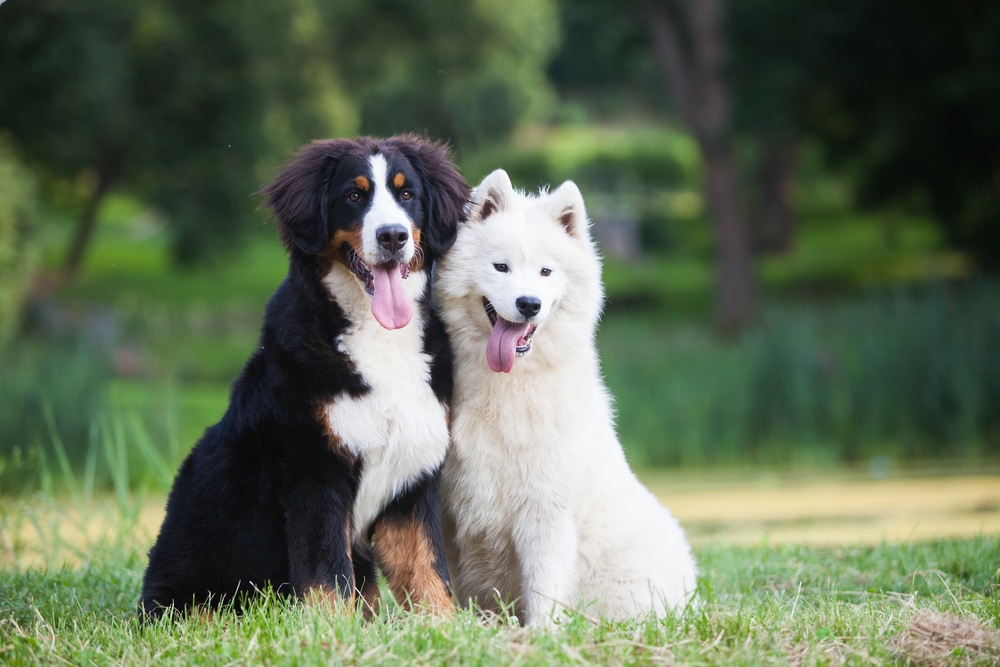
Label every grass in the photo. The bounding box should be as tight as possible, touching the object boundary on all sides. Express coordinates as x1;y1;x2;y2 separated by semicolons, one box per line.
1;492;998;665
648;469;1000;546
599;280;1000;468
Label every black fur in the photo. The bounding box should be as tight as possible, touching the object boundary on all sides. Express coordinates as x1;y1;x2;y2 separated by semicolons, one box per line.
139;136;468;617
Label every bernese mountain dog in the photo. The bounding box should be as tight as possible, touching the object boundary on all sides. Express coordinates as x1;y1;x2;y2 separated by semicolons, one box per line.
139;135;469;618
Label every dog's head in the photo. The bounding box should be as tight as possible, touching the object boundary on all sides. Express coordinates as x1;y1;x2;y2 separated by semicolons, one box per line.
262;135;468;330
437;168;602;373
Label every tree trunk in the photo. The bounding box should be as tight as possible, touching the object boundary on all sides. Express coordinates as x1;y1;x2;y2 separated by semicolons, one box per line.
647;0;756;334
756;141;797;254
62;159;115;280
703;140;754;335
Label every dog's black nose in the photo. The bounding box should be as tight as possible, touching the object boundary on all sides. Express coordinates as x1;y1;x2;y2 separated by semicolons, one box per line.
376;225;409;252
515;296;542;319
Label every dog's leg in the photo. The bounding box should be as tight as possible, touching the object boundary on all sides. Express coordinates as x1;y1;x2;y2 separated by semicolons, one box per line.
282;460;357;610
369;470;453;615
514;507;579;627
352;546;382;619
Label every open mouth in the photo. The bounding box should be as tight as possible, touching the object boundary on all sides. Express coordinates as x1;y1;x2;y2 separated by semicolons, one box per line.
345;247;413;330
483;297;537;373
347;247;410;296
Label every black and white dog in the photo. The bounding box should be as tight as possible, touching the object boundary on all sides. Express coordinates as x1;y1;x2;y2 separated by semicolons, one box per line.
140;136;468;618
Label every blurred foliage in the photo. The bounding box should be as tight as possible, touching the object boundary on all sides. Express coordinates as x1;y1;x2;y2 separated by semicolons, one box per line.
0;0;353;265
0;0;560;267
728;0;1000;267
0;325;113;493
602;280;1000;468
2;0;996;270
464;124;698;189
2;0;999;485
547;0;664;112
0;182;992;491
0;136;38;346
330;0;559;151
550;0;1000;270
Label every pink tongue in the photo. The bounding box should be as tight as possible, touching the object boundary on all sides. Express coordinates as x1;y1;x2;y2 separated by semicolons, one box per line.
370;263;412;330
487;318;532;373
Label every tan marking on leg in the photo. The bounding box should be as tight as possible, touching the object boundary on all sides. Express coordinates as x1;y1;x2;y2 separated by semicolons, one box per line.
301;585;355;614
358;576;382;620
295;513;356;613
372;515;453;616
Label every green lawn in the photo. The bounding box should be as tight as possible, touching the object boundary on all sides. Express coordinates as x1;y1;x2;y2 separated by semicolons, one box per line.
1;493;997;666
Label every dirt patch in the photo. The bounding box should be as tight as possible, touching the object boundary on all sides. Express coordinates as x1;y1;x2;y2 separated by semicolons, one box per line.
890;611;1000;666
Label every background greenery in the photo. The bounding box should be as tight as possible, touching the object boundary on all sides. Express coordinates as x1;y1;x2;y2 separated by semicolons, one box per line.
1;0;999;491
2;4;998;662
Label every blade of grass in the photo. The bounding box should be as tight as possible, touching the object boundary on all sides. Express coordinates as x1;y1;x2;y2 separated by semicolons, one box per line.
41;399;80;504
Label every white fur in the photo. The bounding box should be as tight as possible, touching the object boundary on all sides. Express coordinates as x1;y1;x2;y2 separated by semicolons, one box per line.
321;216;448;542
435;169;697;625
363;154;415;263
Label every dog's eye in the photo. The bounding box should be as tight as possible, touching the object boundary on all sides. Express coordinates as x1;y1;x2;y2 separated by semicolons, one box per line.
540;267;552;277
399;190;414;201
347;192;361;203
493;263;509;273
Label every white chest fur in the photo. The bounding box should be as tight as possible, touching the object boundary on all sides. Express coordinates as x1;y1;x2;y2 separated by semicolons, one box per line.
321;281;449;538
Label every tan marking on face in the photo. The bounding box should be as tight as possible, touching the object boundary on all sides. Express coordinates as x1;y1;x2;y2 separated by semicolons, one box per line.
317;227;365;277
354;175;370;191
393;172;406;189
371;515;453;615
405;227;425;273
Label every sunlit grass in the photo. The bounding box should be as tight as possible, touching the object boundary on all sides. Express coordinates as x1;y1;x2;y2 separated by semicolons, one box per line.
2;490;997;665
643;468;1000;546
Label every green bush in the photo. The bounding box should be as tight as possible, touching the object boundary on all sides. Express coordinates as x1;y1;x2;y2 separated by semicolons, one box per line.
0;136;38;346
0;327;113;493
462;124;699;192
603;279;1000;468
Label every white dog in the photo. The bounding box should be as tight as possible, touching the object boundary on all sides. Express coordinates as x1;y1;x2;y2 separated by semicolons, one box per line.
435;169;697;625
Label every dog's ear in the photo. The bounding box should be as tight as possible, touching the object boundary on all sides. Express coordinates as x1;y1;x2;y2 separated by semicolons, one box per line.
544;180;590;240
468;169;514;223
390;136;469;259
260;139;348;255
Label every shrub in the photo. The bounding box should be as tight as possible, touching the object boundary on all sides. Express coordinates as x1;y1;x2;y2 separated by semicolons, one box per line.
0;321;113;493
603;279;1000;468
0;135;38;346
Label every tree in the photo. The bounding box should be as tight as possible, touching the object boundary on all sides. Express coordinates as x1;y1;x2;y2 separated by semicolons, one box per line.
0;1;136;278
0;0;351;274
547;0;757;333
646;0;755;334
729;0;1000;268
325;0;559;152
0;136;37;346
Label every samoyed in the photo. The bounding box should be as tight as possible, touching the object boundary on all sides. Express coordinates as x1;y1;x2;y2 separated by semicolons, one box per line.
434;169;697;625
